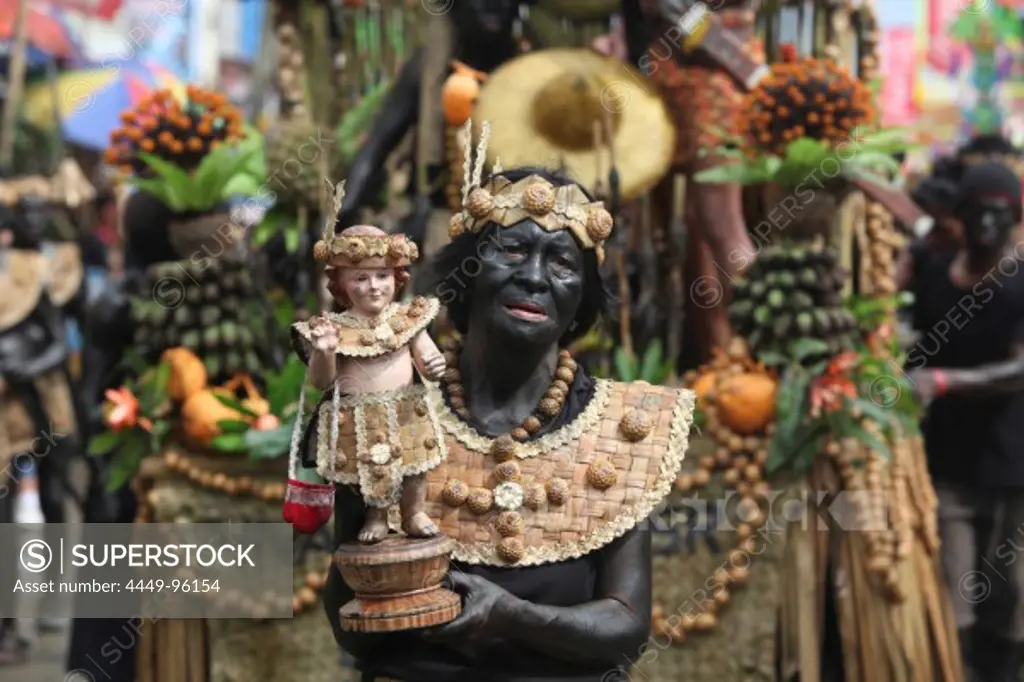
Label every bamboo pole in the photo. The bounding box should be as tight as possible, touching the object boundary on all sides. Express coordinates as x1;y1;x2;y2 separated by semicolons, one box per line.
0;0;30;170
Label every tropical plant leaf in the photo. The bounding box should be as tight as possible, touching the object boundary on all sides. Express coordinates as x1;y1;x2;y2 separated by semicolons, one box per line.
767;368;811;472
695;155;781;185
758;350;788;367
284;223;301;253
214;392;259;418
88;430;122;456
217;419;252;435
129;178;179;211
844;151;901;176
613;348;638;382
133;153;194;210
222;172;263;199
210;433;248;452
105;430;148;492
337;80;391;165
844;419;893;460
640;340;664;383
788;338;831;363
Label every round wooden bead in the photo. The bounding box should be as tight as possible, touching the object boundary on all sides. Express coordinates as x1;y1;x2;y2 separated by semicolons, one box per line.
494;511;524;537
619;410;653;442
524;484;546;510
490;434;518;462
497;537;525;563
442;479;469;507
538;398;561;416
522;416;542;434
587;458;617;490
467;489;494;515
546;478;570;506
494;461;521;482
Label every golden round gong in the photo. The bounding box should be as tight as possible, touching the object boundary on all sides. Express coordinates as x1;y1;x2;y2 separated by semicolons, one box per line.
473;49;675;200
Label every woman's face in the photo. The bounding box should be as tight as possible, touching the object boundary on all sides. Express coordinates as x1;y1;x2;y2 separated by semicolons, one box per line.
470;220;585;347
334;267;395;315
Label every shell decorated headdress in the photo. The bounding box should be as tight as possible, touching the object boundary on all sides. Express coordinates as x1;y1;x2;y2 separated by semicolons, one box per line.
448;120;613;264
311;179;419;268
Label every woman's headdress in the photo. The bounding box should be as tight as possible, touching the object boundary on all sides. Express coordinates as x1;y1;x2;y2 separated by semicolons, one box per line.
312;179;419;267
447;120;613;264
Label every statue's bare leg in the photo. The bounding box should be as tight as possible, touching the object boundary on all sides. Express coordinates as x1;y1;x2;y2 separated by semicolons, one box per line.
357;507;390;543
400;474;438;538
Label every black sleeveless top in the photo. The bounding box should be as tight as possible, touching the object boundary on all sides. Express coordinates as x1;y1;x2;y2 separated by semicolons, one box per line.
910;243;1024;487
312;372;636;682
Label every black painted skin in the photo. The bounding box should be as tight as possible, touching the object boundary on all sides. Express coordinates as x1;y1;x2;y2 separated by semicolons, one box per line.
337;0;523;229
321;216;652;678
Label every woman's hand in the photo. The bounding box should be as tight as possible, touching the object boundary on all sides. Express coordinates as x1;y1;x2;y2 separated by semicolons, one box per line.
907;368;938;405
424;572;514;640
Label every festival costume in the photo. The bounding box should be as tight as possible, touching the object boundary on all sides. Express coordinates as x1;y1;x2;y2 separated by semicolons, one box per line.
310;129;695;679
0;244;82;463
0;228;83;665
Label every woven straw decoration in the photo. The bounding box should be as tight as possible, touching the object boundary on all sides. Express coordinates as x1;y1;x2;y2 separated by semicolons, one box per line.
421;381;695;567
316;384;448;507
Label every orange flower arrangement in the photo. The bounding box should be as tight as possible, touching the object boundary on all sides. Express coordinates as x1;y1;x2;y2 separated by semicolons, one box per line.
808;352;858;417
103;85;245;176
739;45;875;158
103;387;152;432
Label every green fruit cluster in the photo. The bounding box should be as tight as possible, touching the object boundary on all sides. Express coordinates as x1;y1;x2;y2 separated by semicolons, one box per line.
730;241;857;362
132;258;267;382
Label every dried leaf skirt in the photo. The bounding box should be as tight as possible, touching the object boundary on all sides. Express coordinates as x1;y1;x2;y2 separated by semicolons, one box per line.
314;384;447;508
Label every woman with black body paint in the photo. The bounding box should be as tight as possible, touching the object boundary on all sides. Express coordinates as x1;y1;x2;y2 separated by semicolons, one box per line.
308;169;695;682
901;161;1024;682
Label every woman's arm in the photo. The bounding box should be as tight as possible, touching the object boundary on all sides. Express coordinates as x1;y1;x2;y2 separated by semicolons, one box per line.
431;525;652;668
913;347;1024;398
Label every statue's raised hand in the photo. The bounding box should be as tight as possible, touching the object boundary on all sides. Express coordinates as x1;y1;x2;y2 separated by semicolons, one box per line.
309;317;340;353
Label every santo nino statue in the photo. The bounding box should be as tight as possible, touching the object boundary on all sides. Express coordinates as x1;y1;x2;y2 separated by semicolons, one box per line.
289;212;448;543
305;157;697;681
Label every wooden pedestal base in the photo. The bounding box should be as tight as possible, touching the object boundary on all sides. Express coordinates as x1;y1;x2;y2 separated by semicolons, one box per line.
334;535;461;633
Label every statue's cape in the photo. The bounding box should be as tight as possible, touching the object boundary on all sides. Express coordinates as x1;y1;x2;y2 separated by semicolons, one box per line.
291;296;440;361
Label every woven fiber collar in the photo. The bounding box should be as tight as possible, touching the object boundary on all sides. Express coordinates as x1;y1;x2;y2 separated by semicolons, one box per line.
291;296;440;361
417;380;694;567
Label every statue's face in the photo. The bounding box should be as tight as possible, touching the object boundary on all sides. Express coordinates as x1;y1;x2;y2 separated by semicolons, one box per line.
470;220;585;347
335;267;396;316
449;0;520;37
